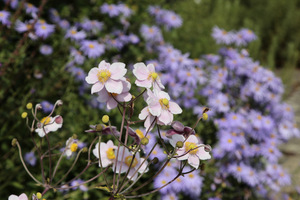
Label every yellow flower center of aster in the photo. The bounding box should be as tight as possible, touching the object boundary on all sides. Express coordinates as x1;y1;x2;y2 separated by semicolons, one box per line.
27;3;33;7
0;13;3;17
70;143;78;152
176;177;182;182
71;30;77;35
185;142;198;154
189;173;194;178
237;166;242;172
159;98;169;109
41;25;46;30
152;150;157;155
136;129;144;138
161;180;167;184
39;20;45;24
41;117;51;125
150;72;158;80
97;70;111;83
125;156;138;167
227;139;232;143
88;44;94;48
186;72;192;76
26;24;32;29
149;28;154;33
106;148;115;160
257;115;262;120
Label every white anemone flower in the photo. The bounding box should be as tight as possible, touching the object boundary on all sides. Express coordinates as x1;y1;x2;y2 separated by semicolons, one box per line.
93;140;117;167
35;115;63;137
113;146;148;181
170;134;211;169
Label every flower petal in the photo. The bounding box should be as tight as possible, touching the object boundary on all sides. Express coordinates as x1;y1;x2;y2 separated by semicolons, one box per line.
197;146;211;160
107;98;118;109
8;195;19;200
139;107;149;120
96;88;109;102
188;155;200;169
133;62;149;80
105;79;123;94
110;62;127;80
91;82;104;94
148;102;161;116
169;102;182;114
85;67;99;84
117;92;132;102
135;79;152;88
158;110;172;125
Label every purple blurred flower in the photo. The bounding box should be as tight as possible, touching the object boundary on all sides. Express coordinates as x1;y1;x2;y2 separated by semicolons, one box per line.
80;40;105;58
25;151;36;166
40;45;53;55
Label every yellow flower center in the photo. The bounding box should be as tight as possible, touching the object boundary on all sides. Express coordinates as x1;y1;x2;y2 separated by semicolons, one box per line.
41;117;51;125
161;180;167;184
106;148;115;160
125;156;138;167
227;139;232;143
237;166;242;172
88;44;94;48
39;20;45;24
150;72;158;80
136;129;144;138
97;70;111;83
185;142;198;154
70;143;78;152
188;173;194;178
41;25;46;30
27;3;33;7
152;150;157;155
0;13;3;17
71;30;77;35
26;24;32;29
159;98;169;109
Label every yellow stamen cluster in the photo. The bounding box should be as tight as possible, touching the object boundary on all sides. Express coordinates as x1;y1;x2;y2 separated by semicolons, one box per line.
71;30;77;35
88;44;94;48
97;70;111;83
36;192;42;199
135;129;144;138
185;142;198;154
70;143;78;152
159;98;169;109
41;117;51;125
125;156;138;167
106;148;115;160
41;25;46;30
150;72;158;80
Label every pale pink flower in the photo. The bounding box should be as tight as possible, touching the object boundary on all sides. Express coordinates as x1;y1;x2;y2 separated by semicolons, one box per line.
146;89;182;125
8;193;28;200
35;115;63;137
133;62;164;90
93;140;117;167
85;60;127;94
96;78;132;109
138;106;156;131
169;134;211;169
113;146;148;181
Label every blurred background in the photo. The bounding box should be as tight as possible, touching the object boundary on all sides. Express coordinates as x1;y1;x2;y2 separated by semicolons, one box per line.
1;0;300;199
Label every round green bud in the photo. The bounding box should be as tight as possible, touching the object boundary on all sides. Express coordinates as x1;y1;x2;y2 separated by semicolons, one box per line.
141;137;149;145
21;112;28;119
176;141;184;148
96;124;103;131
202;113;208;121
36;192;42;199
152;157;159;164
82;147;88;153
26;103;33;110
11;138;17;147
102;115;109;124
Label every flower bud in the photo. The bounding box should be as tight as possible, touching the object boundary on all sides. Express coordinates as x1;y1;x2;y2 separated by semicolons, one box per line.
204;144;212;152
82;147;88;153
176;141;184;148
55;115;63;124
36;103;42;110
21;112;28;119
72;134;77;139
96;124;103;131
152;157;159;164
11;138;17;147
202;113;208;121
102;115;109;123
36;192;42;199
26;103;33;109
56;99;63;106
141;137;149;145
